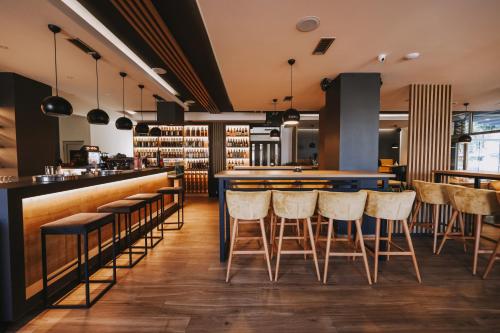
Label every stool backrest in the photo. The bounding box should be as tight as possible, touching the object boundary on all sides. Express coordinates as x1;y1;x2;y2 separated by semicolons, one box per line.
226;190;271;220
272;190;318;219
442;184;466;210
412;180;449;205
317;191;367;221
451;187;500;216
363;190;416;220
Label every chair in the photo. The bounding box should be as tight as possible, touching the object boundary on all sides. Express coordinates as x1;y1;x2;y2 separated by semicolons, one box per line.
438;187;500;275
363;190;421;283
272;191;320;281
317;191;371;284
124;193;164;248
225;190;273;282
410;180;460;253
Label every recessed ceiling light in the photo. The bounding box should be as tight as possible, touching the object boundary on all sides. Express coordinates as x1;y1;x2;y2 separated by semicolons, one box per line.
405;52;420;60
125;110;136;115
296;16;320;32
152;67;167;75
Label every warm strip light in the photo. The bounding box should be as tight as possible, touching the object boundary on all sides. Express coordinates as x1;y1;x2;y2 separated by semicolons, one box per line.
60;0;179;97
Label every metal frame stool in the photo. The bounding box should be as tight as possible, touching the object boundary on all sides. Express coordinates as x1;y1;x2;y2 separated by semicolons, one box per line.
97;200;148;268
124;193;164;248
157;186;184;230
41;212;116;308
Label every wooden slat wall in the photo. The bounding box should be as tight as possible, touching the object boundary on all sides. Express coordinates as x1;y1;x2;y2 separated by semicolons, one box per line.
407;84;452;183
407;84;453;235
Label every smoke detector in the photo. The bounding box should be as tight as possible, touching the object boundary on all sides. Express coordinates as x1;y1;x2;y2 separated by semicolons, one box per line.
152;67;167;75
296;16;320;32
404;52;420;60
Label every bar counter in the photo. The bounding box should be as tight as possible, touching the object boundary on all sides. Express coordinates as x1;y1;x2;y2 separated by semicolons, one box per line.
215;169;394;261
0;168;178;321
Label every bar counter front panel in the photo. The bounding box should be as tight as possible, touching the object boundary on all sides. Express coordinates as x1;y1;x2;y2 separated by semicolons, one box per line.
0;169;176;321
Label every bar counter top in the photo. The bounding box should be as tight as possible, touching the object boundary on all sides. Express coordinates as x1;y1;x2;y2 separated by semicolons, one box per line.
216;169;394;179
0;168;175;197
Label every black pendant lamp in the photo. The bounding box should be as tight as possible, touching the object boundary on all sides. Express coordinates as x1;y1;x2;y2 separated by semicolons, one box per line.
149;94;162;137
458;102;472;143
41;24;73;117
115;72;133;130
269;99;280;137
283;58;300;126
135;84;149;134
87;53;110;124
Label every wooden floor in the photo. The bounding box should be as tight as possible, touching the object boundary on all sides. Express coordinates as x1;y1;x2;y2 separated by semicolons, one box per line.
7;197;500;332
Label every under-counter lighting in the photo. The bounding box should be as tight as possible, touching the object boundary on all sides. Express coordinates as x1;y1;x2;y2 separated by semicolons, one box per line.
60;0;179;97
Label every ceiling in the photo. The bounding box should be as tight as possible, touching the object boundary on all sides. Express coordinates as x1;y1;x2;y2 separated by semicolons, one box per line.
197;0;500;112
0;0;181;120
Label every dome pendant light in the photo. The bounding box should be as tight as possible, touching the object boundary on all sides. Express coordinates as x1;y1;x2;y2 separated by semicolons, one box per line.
41;24;73;117
87;53;110;125
283;58;300;125
135;84;149;134
115;72;133;130
149;94;161;137
270;99;280;137
458;102;472;143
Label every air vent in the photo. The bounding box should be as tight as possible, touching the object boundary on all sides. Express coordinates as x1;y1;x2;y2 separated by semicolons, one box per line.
283;96;293;102
313;37;335;55
67;38;98;55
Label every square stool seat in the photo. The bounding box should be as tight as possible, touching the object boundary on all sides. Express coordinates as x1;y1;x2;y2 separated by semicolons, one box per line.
97;200;145;214
41;213;113;234
157;186;183;194
125;193;162;202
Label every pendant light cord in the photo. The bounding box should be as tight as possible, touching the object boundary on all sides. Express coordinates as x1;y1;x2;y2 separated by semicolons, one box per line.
95;58;100;108
122;75;126;117
290;62;293;108
53;32;59;96
140;86;144;121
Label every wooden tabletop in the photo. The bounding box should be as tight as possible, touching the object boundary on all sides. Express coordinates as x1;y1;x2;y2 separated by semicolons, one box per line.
215;169;395;179
433;170;500;179
233;165;317;170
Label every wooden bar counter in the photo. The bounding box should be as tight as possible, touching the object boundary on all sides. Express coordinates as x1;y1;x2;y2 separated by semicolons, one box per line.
0;168;177;321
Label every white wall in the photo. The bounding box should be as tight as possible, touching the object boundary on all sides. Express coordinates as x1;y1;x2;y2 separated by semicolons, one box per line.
90;114;133;156
59;115;91;159
399;127;408;165
280;126;294;165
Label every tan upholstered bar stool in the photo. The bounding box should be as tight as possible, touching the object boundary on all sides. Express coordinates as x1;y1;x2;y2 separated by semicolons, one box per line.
438;187;500;275
272;191;320;281
363;190;421;283
483;191;500;278
225;190;273;282
410;180;456;253
317;191;372;284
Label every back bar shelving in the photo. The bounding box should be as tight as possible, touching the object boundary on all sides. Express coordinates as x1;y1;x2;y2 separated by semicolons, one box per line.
225;125;250;169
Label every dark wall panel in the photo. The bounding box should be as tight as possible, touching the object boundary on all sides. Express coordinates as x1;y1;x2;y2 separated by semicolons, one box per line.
379;129;399;160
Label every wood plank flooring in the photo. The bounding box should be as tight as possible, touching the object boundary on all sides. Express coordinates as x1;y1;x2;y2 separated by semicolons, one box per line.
6;197;500;332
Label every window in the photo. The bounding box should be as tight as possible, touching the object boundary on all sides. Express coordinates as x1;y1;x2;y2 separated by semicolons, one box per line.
463;132;500;172
472;111;500;133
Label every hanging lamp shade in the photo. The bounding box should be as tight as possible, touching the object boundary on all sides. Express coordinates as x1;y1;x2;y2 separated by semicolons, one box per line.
391;142;399;149
41;24;73;117
149;126;161;137
270;129;280;137
283;108;300;125
87;53;109;124
115;72;133;130
458;134;472;143
135;84;149;134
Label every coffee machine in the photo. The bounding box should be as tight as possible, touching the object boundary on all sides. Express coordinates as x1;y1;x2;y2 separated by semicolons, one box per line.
70;145;101;167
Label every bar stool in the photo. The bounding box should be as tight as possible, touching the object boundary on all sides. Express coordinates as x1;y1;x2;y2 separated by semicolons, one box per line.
272;190;320;282
317;191;372;284
363;190;421;283
41;213;116;308
225;190;273;282
97;200;147;268
437;187;500;275
124;193;163;248
410;180;460;253
157;186;184;230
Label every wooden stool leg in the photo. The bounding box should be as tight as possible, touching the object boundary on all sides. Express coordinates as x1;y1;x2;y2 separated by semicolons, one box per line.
269;212;274;245
271;214;278;258
473;215;483;275
458;212;467;253
387;219;393;261
323;218;333;284
226;218;239;282
274;217;286;281
373;218;381;283
402;218;422;283
355;219;372;285
259;218;273;281
409;200;422;230
432;205;439;254
437;210;458;255
295;219;301;246
315;214;321;244
483;238;500;279
306;217;321;281
303;219;308;260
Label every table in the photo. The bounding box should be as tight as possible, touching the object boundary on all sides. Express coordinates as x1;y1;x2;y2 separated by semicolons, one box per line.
215;170;394;261
433;170;500;188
